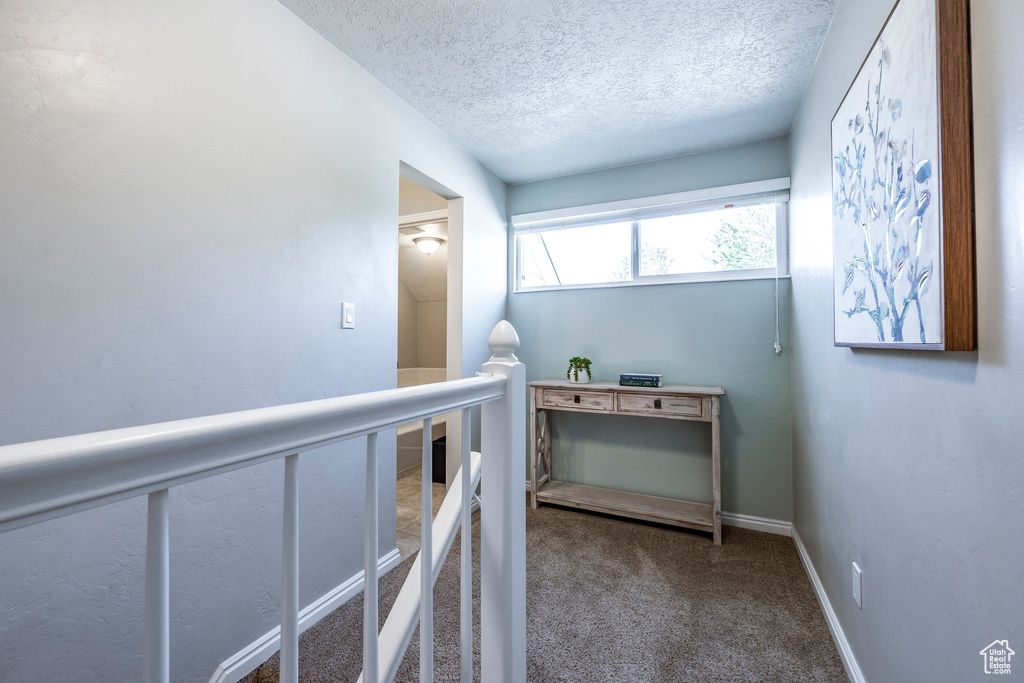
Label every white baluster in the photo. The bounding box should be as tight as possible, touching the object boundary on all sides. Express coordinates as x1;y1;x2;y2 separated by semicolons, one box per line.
420;417;434;683
281;454;299;683
143;488;169;683
364;432;379;683
460;407;473;683
480;321;526;683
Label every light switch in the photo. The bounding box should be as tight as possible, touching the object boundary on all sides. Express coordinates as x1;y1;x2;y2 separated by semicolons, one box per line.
341;302;355;329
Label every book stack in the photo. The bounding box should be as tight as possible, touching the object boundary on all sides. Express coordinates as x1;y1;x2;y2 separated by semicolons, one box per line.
619;373;663;388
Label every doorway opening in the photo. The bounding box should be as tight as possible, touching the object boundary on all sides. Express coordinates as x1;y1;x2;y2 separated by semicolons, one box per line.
395;170;459;559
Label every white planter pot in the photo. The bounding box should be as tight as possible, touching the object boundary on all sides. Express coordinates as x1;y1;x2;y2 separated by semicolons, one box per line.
568;368;590;384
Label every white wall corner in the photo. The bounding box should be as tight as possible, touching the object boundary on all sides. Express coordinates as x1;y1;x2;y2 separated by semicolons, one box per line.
208;548;403;683
792;529;866;683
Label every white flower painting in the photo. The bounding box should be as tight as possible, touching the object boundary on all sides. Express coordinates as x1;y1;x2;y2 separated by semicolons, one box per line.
831;0;943;348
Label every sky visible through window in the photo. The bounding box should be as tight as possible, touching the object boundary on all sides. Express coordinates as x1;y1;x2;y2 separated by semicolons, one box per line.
519;222;631;287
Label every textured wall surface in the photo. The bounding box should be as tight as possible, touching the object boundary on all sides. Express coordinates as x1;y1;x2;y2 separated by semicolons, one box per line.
416;300;448;369
789;0;1024;680
398;242;448;302
508;140;794;521
0;0;507;680
279;0;837;182
398;279;419;368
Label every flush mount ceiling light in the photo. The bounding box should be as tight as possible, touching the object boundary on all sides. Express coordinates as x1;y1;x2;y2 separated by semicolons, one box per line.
413;235;445;255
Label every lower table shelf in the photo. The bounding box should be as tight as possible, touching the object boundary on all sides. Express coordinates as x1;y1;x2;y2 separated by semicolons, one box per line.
535;480;714;534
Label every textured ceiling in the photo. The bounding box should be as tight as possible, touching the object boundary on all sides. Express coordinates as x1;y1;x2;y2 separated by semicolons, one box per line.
282;0;838;182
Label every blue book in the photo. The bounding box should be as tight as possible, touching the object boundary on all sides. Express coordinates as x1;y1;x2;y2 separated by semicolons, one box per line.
620;373;662;382
620;373;663;387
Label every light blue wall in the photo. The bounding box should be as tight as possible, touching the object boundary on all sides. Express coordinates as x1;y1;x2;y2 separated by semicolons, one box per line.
508;138;794;521
510;137;791;214
789;0;1024;680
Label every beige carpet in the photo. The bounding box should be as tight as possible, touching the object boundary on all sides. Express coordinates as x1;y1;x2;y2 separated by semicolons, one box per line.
243;503;847;682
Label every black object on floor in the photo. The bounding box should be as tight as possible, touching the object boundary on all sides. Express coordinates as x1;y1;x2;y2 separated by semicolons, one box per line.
431;436;445;483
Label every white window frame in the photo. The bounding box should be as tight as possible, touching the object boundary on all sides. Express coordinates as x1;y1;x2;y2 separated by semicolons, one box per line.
512;178;790;293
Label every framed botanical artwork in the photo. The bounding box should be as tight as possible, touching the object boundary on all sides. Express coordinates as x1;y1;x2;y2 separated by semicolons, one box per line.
831;0;975;350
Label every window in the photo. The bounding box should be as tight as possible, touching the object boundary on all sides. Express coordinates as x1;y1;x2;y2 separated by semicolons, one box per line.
514;179;789;292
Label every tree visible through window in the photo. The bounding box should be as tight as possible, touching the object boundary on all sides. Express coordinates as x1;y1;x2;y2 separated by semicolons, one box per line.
639;204;776;278
613;245;675;280
707;207;776;270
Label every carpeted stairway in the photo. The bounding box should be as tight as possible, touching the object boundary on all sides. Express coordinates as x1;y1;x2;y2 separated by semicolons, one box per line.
243;503;847;682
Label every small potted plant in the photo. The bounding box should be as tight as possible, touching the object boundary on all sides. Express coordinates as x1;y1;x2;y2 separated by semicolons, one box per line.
566;356;592;384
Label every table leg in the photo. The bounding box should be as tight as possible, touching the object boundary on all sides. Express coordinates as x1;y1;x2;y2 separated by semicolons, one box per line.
542;409;551;483
529;387;538;509
712;395;722;545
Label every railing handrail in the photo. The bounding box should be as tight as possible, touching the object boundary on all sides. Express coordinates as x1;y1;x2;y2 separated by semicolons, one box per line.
0;375;506;535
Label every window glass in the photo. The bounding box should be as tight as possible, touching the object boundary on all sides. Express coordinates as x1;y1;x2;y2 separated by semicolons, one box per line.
518;222;632;288
513;190;786;291
639;204;776;277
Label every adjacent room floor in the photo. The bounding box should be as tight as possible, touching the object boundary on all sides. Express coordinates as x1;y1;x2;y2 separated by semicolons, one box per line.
395;464;446;560
245;502;847;682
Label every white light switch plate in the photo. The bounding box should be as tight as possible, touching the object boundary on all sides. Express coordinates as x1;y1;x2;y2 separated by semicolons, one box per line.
341;302;355;329
852;562;863;608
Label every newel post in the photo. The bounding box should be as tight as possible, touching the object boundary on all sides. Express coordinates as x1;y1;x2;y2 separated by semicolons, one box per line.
480;320;526;683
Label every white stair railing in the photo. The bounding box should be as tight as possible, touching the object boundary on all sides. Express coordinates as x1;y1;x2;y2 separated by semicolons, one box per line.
357;447;482;683
0;320;526;683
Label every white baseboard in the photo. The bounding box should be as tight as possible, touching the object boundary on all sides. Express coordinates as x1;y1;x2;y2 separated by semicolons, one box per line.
792;529;865;683
721;511;792;536
209;548;402;683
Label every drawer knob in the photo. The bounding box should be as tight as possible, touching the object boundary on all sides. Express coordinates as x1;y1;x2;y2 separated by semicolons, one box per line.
654;399;662;409
574;395;581;403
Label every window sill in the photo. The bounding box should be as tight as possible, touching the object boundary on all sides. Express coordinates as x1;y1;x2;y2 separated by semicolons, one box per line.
514;271;791;294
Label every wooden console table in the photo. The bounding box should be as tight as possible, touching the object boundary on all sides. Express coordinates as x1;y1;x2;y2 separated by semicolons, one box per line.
529;380;725;544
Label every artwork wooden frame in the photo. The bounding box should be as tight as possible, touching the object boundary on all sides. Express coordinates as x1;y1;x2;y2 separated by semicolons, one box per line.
831;0;975;350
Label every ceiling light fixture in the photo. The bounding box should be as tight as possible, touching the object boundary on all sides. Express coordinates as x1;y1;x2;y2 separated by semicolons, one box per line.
413;235;445;255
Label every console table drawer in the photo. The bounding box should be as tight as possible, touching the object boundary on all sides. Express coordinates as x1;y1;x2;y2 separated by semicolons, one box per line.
617;393;704;418
540;388;614;411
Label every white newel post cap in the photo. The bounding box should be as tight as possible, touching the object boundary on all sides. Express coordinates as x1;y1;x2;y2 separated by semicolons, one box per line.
487;320;520;363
